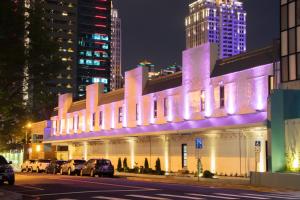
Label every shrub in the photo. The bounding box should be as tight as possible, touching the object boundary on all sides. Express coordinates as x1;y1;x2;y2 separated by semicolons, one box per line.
123;158;128;172
144;158;149;170
202;170;214;178
155;158;161;173
117;158;122;172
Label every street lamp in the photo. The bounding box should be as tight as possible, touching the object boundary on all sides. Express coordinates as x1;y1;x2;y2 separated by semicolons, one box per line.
25;122;32;144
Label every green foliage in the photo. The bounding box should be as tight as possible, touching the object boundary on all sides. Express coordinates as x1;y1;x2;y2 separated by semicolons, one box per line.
123;157;128;171
144;158;149;169
203;170;214;178
117;158;122;172
155;158;161;172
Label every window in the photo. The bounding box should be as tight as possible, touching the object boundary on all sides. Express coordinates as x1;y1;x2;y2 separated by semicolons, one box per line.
297;0;300;25
99;111;103;126
298;53;300;79
182;144;188;168
297;27;300;52
153;100;158;118
281;56;289;82
200;90;205;111
289;2;296;28
281;4;288;30
92;113;96;127
118;107;123;123
289;28;296;54
220;85;225;108
289;54;297;80
136;104;139;121
164;98;168;117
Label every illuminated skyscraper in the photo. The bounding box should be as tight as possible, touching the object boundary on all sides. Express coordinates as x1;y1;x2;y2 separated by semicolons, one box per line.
111;5;123;90
185;0;246;58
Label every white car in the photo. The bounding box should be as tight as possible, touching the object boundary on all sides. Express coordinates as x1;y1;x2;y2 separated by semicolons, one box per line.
32;159;51;173
21;160;36;172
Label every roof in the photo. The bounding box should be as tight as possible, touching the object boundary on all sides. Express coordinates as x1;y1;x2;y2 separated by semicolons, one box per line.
99;88;125;105
211;42;280;77
69;100;86;113
143;72;182;95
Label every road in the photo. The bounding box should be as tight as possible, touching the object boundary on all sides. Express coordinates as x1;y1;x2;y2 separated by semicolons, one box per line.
0;173;299;200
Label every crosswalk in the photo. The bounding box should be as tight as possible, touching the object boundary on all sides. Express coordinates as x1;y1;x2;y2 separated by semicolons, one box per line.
57;192;300;200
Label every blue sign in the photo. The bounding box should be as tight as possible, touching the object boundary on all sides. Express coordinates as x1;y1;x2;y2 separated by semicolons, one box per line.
195;138;203;149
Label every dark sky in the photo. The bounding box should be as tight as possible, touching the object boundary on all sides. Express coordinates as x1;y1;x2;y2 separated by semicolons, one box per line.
113;0;280;73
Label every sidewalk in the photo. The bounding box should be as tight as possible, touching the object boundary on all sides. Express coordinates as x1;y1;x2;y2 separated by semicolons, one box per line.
115;172;297;193
0;189;22;200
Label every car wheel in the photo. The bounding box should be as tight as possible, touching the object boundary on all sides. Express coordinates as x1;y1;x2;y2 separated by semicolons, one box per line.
25;167;28;172
68;168;71;176
90;169;95;177
8;176;15;185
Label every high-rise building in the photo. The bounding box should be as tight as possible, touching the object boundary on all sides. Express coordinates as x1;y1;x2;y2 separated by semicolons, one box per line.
280;0;300;85
185;0;246;58
42;0;112;98
111;5;123;90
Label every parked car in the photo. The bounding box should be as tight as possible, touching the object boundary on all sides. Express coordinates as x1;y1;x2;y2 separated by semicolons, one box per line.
0;155;15;185
31;159;51;173
80;159;114;177
46;160;66;174
60;159;85;175
21;160;36;172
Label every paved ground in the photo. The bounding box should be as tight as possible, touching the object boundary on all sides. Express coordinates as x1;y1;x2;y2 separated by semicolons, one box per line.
0;173;299;200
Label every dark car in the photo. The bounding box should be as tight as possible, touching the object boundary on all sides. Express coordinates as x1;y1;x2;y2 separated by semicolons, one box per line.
46;160;66;174
0;155;15;185
80;159;114;177
60;159;86;175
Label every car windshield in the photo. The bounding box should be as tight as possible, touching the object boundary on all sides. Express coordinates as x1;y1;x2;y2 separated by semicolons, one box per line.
39;160;50;163
74;160;85;164
0;156;8;165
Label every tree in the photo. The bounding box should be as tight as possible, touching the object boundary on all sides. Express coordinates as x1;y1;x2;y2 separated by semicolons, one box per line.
144;158;149;170
26;0;64;121
0;0;27;151
123;157;128;170
117;158;122;172
155;158;161;173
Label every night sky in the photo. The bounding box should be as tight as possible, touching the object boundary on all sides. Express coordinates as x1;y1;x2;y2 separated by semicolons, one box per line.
113;0;280;73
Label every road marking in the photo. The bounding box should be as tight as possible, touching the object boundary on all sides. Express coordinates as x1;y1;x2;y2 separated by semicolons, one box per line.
157;194;203;199
214;193;269;199
17;185;44;191
187;193;239;199
127;194;171;200
46;177;154;190
242;193;300;199
33;189;158;197
93;196;130;200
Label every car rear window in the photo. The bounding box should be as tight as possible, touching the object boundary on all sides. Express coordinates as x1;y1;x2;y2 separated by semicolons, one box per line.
0;156;8;165
74;160;85;164
98;160;111;165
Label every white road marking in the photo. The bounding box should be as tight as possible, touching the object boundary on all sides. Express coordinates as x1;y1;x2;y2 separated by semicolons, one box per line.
33;189;158;197
93;196;130;200
127;194;171;200
17;185;44;191
157;194;203;199
187;193;239;199
242;193;300;199
214;193;269;199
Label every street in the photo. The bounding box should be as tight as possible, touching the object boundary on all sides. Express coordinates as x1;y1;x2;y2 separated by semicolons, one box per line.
0;173;299;200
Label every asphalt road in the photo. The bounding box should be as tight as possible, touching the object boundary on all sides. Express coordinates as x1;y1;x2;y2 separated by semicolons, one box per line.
0;173;299;200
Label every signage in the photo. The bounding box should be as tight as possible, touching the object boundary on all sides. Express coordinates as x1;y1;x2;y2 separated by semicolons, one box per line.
255;141;261;153
195;138;203;149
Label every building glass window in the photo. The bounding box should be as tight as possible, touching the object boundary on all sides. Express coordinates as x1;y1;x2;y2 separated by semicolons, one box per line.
297;53;300;79
289;28;296;54
282;56;289;82
282;31;288;56
289;2;296;28
297;0;300;25
99;111;103;126
281;4;288;30
164;98;168;117
182;144;188;168
154;100;158;118
118;107;123;123
297;27;300;52
200;90;205;111
289;54;297;80
92;113;96;127
220;85;225;108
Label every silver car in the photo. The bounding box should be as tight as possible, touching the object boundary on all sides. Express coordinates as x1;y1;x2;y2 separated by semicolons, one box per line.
60;159;86;175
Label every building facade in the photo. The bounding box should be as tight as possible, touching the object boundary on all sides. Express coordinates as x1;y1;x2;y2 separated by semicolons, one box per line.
185;0;246;58
42;43;279;176
110;6;123;91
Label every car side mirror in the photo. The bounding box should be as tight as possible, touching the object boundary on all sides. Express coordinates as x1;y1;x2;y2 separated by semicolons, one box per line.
8;161;12;164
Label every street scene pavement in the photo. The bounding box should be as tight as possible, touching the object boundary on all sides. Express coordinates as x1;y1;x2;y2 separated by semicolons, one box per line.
1;173;300;200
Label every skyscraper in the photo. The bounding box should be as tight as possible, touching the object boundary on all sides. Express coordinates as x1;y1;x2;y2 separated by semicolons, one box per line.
111;5;123;90
185;0;246;58
42;0;112;98
280;0;300;85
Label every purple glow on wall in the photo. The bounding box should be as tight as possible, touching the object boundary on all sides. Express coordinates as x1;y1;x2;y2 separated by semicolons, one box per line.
255;77;266;111
184;93;191;120
167;96;173;122
226;83;236;115
111;104;115;129
205;87;213;117
122;102;127;128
